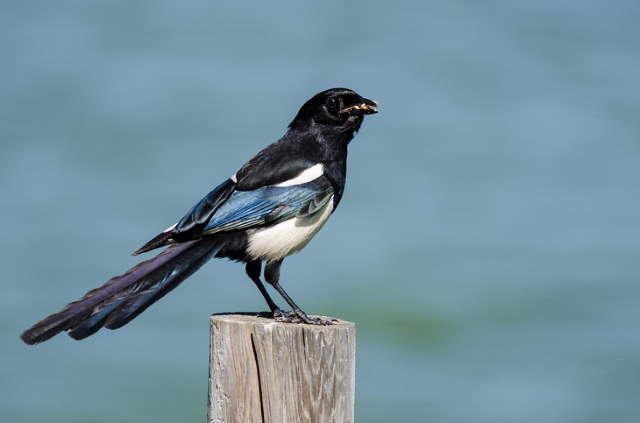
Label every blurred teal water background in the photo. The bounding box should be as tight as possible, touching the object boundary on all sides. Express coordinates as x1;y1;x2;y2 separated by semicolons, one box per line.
2;1;639;422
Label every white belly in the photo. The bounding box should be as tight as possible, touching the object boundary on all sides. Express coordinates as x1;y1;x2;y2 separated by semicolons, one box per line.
247;196;334;262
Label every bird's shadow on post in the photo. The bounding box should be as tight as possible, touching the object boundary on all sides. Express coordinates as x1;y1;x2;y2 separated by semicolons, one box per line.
211;311;274;318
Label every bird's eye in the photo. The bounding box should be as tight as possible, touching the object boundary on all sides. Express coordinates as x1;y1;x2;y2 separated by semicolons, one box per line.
326;97;340;115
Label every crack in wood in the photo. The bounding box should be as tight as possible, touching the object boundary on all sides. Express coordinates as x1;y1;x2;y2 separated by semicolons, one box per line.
250;332;265;423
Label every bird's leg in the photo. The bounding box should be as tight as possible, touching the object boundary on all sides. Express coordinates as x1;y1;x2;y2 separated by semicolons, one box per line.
264;259;332;325
245;260;280;314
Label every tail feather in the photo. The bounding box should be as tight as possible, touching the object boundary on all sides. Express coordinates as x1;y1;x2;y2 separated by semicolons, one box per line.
21;238;221;345
104;238;218;330
67;301;123;340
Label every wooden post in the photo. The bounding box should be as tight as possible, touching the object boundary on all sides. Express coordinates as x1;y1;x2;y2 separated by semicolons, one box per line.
207;314;356;423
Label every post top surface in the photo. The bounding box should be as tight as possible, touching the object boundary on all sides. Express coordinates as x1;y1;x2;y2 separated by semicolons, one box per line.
210;313;354;328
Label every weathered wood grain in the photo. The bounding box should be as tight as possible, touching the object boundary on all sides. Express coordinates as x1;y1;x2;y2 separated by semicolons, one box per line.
207;314;356;423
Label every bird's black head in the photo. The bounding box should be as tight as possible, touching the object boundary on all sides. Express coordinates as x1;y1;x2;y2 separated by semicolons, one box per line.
289;88;378;132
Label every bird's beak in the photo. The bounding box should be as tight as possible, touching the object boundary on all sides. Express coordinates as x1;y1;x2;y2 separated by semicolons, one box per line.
339;98;379;116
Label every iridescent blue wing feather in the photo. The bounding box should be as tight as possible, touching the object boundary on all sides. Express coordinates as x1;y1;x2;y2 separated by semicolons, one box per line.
204;177;333;234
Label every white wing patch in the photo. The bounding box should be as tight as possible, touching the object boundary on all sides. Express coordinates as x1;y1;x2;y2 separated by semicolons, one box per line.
247;196;334;262
275;163;324;187
163;223;177;233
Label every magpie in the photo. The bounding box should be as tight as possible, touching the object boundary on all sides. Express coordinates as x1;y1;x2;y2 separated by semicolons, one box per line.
20;88;378;345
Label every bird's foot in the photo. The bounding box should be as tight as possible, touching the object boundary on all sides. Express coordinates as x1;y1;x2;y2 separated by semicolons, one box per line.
272;309;335;325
